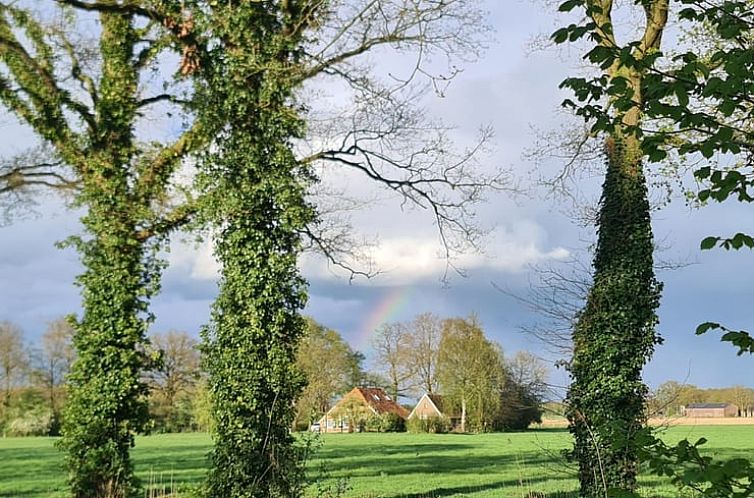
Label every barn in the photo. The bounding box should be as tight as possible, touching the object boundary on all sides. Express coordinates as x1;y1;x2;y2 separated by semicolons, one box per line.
683;403;739;418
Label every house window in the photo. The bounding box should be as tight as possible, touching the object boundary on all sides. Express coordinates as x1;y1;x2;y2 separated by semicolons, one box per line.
372;394;380;401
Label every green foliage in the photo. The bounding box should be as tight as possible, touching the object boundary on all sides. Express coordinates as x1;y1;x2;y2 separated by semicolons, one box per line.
330;397;373;433
406;415;451;434
2;388;53;437
622;428;754;498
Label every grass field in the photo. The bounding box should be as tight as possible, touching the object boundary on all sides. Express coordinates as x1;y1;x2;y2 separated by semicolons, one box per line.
0;426;752;497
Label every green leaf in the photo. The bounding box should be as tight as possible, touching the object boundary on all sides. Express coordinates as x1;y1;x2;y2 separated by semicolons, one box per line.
558;0;582;12
700;236;718;250
695;322;720;335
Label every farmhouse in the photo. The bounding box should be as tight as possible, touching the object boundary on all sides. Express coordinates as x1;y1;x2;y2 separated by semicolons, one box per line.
408;393;461;427
319;387;409;433
682;403;739;418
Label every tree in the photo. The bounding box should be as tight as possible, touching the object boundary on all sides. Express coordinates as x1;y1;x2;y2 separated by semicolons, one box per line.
407;313;442;395
495;377;544;431
32;317;76;434
652;381;686;417
0;321;27;414
0;2;203;495
345;351;369;389
372;322;415;399
146;331;200;432
294;319;363;430
436;316;505;433
727;386;754;417
507;351;550;406
554;0;668;495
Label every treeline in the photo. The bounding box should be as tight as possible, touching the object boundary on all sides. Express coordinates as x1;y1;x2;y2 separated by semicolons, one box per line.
650;381;754;417
297;313;551;433
0;320;208;436
2;314;548;436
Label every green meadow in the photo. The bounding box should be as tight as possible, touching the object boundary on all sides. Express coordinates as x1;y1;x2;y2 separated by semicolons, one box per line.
0;426;752;497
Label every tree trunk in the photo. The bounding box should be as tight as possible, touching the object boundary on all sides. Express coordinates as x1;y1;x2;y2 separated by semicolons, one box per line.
200;7;313;497
566;133;661;497
58;13;151;498
461;397;467;433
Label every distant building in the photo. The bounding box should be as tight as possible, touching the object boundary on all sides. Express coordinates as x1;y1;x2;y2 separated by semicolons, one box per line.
682;403;739;418
408;393;461;428
319;387;409;433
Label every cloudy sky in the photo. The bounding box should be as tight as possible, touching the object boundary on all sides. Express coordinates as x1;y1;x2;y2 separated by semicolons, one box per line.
1;0;753;396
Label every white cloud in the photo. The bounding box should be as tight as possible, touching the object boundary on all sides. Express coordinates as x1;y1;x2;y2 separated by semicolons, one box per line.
168;219;569;287
312;220;571;285
167;238;220;280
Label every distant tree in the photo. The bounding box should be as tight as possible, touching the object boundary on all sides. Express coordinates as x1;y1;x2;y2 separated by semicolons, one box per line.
495;379;544;431
346;351;368;389
32;317;76;434
727;386;754;417
507;352;550;404
487;351;549;430
294;319;364;429
191;379;214;434
146;331;200;432
437;316;505;432
359;371;393;392
652;381;685;417
372;322;415;399
0;321;28;411
407;313;442;394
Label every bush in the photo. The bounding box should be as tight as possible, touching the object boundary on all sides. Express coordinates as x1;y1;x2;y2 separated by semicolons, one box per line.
379;413;406;432
365;413;405;432
6;409;52;436
406;415;450;434
365;414;382;432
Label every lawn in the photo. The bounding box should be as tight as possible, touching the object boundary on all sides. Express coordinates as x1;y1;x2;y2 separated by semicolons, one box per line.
0;426;751;497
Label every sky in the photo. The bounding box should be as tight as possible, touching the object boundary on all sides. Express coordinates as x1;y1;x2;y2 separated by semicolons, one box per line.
1;0;753;397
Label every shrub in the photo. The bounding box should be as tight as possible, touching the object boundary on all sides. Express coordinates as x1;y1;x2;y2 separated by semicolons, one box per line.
406;415;450;434
7;409;52;436
364;413;405;432
365;414;382;432
379;413;406;432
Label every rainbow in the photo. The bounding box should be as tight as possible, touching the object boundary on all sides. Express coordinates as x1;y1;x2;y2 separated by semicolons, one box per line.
353;287;414;351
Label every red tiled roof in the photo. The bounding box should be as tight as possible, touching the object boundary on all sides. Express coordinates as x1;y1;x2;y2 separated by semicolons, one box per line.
352;387;410;419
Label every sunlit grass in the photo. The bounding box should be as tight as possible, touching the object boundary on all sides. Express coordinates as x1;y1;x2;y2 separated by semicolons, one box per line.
0;426;751;497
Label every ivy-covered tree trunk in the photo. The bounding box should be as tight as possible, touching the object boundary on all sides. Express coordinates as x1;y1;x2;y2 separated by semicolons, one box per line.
58;13;152;498
197;4;315;497
566;132;662;496
557;1;668;496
